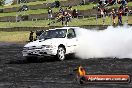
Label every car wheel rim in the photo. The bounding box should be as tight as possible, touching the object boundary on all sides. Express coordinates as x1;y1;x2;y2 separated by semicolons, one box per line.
58;48;65;60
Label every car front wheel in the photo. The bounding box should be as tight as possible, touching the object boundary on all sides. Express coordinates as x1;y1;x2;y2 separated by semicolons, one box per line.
57;47;66;61
25;56;37;62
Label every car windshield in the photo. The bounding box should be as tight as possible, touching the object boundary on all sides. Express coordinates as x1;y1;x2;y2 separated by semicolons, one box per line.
45;29;67;39
39;29;67;40
39;32;46;40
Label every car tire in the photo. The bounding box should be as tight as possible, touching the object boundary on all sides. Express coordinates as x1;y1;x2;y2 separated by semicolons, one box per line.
57;47;66;61
26;56;37;62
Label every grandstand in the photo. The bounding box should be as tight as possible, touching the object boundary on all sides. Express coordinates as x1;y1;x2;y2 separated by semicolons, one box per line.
0;0;132;28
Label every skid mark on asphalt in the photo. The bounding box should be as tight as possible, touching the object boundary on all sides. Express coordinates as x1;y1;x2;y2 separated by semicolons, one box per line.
0;43;132;88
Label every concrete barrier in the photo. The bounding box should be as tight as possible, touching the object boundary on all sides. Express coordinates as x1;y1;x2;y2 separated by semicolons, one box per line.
0;16;16;22
28;13;48;20
28;0;39;2
0;26;106;31
3;7;19;13
0;24;132;31
13;0;39;4
2;0;81;13
0;25;108;31
78;9;97;17
0;9;98;22
0;27;50;31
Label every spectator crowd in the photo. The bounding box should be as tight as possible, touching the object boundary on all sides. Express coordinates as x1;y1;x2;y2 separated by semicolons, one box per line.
47;5;79;26
28;0;132;42
97;0;131;25
47;0;131;26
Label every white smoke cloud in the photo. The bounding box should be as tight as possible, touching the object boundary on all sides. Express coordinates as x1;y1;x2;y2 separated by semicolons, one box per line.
75;25;132;59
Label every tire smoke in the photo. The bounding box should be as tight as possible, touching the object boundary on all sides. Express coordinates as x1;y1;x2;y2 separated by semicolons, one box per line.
75;25;132;59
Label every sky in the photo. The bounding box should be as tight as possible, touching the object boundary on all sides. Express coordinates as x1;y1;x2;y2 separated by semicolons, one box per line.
4;0;14;5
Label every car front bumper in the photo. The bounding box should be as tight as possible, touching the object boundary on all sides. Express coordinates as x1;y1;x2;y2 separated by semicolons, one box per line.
22;48;57;57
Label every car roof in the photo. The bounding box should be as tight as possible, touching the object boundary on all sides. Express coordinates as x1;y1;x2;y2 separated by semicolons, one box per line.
55;27;80;29
62;26;80;29
48;27;80;31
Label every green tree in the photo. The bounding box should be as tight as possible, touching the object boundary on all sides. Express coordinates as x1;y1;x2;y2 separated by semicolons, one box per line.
0;0;5;6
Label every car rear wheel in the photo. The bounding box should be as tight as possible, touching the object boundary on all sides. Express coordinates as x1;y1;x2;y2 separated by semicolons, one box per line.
57;47;66;61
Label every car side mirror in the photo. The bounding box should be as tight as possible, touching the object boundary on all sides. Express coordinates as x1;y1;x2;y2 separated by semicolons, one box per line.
67;33;73;39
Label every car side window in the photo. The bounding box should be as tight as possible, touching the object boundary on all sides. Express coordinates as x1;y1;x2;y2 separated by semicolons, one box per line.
67;28;76;38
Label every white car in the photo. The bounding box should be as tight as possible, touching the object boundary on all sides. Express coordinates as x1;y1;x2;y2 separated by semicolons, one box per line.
22;27;79;61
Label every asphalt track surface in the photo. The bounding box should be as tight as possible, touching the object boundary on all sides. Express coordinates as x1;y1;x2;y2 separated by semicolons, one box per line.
0;42;132;88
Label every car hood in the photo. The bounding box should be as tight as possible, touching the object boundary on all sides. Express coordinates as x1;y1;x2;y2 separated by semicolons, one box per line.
24;40;43;47
24;38;66;48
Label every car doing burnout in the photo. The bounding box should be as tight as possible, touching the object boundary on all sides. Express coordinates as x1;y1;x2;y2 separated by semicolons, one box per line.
22;27;79;61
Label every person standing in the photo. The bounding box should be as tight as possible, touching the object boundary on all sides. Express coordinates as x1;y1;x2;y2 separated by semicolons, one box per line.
118;6;123;25
72;9;78;18
47;7;53;20
29;31;34;42
59;6;63;13
64;12;71;26
100;7;105;25
60;13;65;26
111;9;116;25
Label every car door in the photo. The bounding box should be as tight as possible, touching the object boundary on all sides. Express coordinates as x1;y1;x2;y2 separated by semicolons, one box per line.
66;28;78;54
